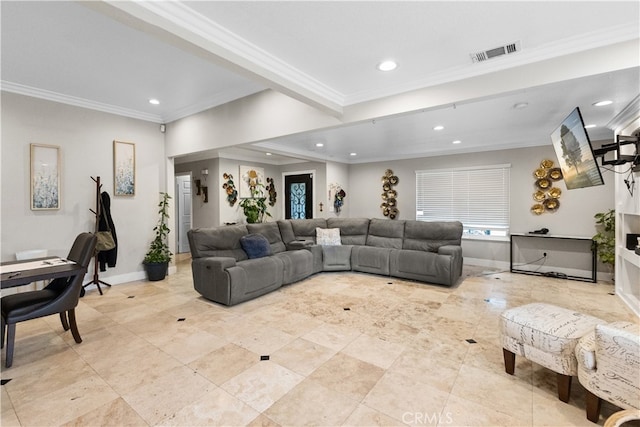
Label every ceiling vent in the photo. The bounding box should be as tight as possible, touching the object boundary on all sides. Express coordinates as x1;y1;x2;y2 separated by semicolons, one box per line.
470;41;521;63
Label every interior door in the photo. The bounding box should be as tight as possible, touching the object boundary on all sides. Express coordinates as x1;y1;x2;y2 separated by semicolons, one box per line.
176;174;192;253
285;173;313;219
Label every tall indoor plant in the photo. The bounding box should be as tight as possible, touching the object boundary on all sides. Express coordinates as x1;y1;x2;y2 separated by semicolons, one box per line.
143;192;172;281
239;184;271;223
593;208;615;273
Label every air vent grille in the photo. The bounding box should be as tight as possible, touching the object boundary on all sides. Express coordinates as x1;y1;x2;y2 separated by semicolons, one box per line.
471;41;521;63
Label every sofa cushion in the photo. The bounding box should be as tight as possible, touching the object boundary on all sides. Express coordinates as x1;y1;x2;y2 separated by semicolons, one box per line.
317;227;341;246
274;250;314;284
246;222;286;253
288;218;328;242
240;234;272;259
351;246;392;275
327;218;369;245
366;218;404;249
403;220;463;252
187;225;248;261
322;245;352;271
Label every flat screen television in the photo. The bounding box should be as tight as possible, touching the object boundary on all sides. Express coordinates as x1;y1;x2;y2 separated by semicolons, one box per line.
550;107;604;189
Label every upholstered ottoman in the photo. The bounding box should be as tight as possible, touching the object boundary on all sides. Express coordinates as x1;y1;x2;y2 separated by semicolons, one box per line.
500;303;604;402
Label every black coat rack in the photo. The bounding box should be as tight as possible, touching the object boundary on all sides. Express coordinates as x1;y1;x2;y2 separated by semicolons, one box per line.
83;176;111;295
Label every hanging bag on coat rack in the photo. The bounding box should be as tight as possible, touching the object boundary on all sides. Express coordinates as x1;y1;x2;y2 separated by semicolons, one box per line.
95;195;115;253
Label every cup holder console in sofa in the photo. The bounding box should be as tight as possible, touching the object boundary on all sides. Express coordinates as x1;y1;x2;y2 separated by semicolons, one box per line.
187;218;463;306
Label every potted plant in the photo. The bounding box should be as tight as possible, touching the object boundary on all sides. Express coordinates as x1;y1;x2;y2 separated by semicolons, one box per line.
239;184;271;223
593;208;615;273
143;192;172;281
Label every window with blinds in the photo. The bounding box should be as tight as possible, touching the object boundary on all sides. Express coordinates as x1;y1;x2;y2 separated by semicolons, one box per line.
415;164;510;237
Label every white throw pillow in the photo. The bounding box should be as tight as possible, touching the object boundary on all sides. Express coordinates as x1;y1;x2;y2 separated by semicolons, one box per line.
316;227;341;246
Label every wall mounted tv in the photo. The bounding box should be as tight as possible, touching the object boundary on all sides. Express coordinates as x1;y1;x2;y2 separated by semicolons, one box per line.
550;107;604;190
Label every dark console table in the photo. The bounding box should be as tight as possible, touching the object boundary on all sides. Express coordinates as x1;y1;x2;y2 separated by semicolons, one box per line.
510;233;597;283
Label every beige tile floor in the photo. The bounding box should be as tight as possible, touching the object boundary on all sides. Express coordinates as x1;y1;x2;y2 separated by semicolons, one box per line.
1;257;638;427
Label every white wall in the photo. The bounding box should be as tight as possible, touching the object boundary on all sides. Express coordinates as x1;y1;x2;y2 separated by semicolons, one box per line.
175;143;614;273
348;144;615;271
177;158;287;227
1;93;168;284
325;161;350;217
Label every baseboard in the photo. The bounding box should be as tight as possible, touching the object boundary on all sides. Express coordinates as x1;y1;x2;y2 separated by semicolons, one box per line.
464;257;612;283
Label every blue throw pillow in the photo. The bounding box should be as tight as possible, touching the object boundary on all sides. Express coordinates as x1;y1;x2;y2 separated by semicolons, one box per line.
240;234;272;259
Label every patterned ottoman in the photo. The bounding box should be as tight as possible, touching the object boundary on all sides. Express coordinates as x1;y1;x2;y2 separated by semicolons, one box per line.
500;303;605;402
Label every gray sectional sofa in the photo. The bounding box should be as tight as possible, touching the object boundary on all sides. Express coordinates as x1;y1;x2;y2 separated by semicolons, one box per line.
187;218;463;306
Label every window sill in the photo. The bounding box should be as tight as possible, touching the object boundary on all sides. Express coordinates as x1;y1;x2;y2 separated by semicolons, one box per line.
462;235;510;243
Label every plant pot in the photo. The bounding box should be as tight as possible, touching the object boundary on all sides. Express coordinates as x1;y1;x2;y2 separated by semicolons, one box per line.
145;262;168;281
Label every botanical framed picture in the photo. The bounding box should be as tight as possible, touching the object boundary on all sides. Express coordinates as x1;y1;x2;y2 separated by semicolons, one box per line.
30;143;61;210
113;140;135;196
239;165;265;198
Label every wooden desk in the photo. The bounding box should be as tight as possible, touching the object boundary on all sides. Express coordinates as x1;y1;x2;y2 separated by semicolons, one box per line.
1;257;85;289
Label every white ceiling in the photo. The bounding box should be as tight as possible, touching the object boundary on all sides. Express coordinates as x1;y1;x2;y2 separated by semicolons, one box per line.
2;1;639;165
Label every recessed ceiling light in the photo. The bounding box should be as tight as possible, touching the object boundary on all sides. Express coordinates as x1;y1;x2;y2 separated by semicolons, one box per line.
452;140;462;144
513;102;529;109
265;152;272;156
315;143;324;147
377;60;397;71
350;152;357;156
433;125;444;131
593;100;612;107
149;98;160;105
584;124;597;129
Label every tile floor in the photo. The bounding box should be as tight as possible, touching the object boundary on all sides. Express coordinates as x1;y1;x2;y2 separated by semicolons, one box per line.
1;257;638;426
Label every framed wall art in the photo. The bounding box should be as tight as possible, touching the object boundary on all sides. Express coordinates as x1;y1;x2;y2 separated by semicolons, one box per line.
30;143;61;210
113;140;135;196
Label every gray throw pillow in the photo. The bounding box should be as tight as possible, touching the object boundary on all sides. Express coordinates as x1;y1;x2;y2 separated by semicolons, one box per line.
240;234;272;259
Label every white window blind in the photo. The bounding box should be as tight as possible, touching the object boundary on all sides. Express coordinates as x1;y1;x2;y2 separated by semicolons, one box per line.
416;165;510;232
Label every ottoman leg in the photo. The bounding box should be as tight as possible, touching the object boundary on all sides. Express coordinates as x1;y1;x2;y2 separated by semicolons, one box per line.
585;389;601;422
557;373;572;403
503;348;515;375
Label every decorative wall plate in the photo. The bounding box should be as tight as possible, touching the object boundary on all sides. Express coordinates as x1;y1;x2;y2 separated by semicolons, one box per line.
540;159;554;169
535;178;551;189
549;168;563;181
531;204;544;215
533;191;546;201
534;168;547;179
548;187;562;198
543;198;560;212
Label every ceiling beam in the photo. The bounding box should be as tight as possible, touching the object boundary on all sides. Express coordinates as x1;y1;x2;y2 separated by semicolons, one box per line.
85;1;344;117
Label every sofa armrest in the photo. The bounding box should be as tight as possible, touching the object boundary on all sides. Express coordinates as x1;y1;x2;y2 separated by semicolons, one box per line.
595;323;640;374
438;245;461;256
286;240;314;250
576;331;597;370
191;257;236;304
198;256;237;270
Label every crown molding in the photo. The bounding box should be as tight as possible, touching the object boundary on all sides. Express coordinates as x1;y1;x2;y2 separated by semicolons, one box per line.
1;81;163;123
607;93;640;132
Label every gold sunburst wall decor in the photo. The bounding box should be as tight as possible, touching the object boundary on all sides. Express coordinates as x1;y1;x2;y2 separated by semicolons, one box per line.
530;159;563;215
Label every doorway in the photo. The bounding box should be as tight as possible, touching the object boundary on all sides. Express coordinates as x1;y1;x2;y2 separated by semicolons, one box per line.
284;173;313;219
175;174;192;253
